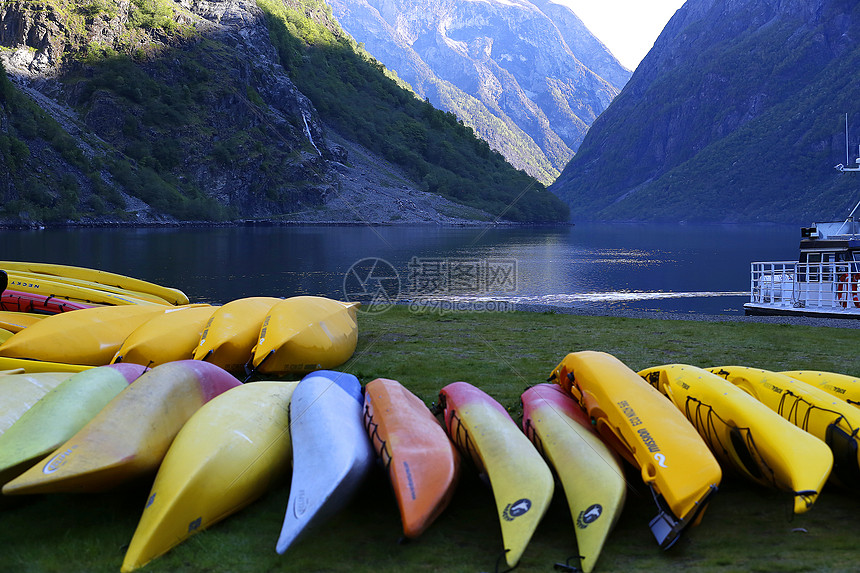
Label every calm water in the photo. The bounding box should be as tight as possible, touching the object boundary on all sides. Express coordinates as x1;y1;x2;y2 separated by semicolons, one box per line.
0;223;800;315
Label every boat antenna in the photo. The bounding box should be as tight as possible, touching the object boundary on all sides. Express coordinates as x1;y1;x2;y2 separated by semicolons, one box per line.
834;114;860;236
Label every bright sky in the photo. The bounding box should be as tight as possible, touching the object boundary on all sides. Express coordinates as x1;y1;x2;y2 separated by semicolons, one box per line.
556;0;687;70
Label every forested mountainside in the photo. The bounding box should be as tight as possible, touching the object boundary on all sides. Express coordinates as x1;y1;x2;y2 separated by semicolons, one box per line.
551;0;860;224
0;0;568;227
327;0;631;185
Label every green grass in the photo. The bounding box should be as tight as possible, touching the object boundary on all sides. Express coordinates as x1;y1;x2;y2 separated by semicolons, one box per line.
1;307;859;572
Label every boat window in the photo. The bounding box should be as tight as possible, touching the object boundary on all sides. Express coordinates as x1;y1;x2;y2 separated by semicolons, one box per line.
807;253;821;281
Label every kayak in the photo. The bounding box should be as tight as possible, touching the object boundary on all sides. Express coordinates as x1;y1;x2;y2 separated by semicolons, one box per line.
276;371;375;554
521;383;626;573
707;366;860;487
193;297;281;373
0;305;171;366
1;288;99;314
3;361;240;495
122;381;298;572
0;261;189;306
0;371;72;435
251;296;359;376
112;305;218;367
0;363;147;486
640;364;832;513
0;356;93;374
439;381;554;569
363;377;460;539
4;270;168;307
0;311;46;333
549;351;721;549
781;370;860;407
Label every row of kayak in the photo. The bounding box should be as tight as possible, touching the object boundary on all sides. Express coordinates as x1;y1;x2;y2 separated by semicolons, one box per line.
1;350;858;572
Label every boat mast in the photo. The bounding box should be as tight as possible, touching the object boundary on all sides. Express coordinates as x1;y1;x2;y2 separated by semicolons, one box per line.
834;113;860;235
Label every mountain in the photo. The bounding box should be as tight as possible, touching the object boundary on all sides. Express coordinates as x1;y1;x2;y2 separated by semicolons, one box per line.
550;0;860;224
0;0;568;227
326;0;631;185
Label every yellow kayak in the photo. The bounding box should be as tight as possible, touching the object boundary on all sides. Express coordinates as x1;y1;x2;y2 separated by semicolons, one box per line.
439;381;553;569
122;381;297;572
0;356;93;374
5;271;167;307
0;311;46;333
193;297;281;373
250;296;359;375
0;371;72;435
0;261;189;305
112;305;218;367
521;384;625;573
0;364;147;486
708;366;860;488
7;270;173;306
781;370;860;407
549;351;721;549
3;361;241;495
640;364;832;513
0;305;170;366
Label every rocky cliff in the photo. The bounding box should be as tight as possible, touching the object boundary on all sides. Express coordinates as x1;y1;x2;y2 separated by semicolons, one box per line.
550;0;860;224
0;0;568;226
327;0;631;184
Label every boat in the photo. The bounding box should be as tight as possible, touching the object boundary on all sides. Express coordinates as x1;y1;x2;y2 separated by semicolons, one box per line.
548;351;721;549
781;369;860;406
122;381;298;573
1;288;99;314
0;363;147;486
438;381;554;569
0;371;72;435
192;297;282;373
745;116;860;318
0;305;172;366
639;364;832;513
276;371;375;555
2;361;240;495
362;377;460;539
706;366;860;488
0;356;94;374
112;305;218;367
3;270;170;307
521;383;626;573
0;261;189;306
0;311;45;333
250;296;359;376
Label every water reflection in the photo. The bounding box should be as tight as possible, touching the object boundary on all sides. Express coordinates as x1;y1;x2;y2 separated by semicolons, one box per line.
0;223;799;315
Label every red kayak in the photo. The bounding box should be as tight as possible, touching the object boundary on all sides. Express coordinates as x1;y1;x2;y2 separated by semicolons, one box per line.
1;290;99;314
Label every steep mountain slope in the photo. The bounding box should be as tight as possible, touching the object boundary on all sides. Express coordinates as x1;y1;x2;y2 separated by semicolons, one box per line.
550;0;860;224
0;0;568;226
327;0;630;184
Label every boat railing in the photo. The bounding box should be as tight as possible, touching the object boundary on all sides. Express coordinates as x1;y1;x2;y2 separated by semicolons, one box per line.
750;261;860;309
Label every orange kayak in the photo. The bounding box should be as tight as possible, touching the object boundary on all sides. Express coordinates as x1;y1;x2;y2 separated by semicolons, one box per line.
363;378;460;538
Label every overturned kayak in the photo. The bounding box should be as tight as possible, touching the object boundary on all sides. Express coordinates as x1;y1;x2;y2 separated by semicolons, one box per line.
112;305;218;367
0;371;72;435
276;371;374;554
251;296;359;376
3;361;240;495
707;366;860;487
363;378;460;539
640;364;832;513
122;381;298;573
193;297;281;373
0;364;147;486
439;381;553;569
521;383;626;573
549;351;721;549
0;305;172;366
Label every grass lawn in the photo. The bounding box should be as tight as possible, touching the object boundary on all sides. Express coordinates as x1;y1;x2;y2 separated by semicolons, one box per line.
1;307;858;572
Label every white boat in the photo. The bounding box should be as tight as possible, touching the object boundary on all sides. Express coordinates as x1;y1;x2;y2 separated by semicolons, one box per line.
745;117;860;319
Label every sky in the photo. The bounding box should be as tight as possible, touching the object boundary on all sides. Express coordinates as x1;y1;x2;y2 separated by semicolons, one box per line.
556;0;688;70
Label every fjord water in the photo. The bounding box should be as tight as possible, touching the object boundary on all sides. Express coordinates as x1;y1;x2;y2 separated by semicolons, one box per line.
0;223;798;315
